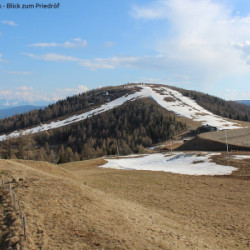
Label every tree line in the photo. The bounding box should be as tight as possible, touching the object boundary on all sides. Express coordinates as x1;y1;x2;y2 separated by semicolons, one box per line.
0;98;186;163
172;86;250;121
1;84;249;137
0;85;133;135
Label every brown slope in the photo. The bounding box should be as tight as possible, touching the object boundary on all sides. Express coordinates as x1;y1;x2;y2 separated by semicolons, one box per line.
200;128;250;147
178;128;250;151
0;158;249;249
0;159;211;249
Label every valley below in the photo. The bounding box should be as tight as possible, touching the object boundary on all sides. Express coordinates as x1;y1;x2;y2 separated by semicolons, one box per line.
0;152;249;249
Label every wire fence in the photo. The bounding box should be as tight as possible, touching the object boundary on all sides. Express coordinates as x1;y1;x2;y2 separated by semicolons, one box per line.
0;177;26;249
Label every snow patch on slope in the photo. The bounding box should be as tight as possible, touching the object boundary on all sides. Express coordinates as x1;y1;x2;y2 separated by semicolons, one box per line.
0;85;242;141
139;85;241;129
102;152;237;176
231;155;250;160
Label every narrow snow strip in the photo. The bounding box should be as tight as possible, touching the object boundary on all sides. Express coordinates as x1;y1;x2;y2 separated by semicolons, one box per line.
0;85;242;141
102;152;237;176
0;89;146;141
231;155;250;160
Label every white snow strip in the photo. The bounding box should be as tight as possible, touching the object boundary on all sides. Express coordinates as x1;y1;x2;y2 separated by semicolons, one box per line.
107;154;147;158
231;155;250;160
102;152;237;175
136;86;241;130
0;89;146;141
0;85;242;141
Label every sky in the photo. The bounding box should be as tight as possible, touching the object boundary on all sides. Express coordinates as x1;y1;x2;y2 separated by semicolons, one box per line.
0;0;250;107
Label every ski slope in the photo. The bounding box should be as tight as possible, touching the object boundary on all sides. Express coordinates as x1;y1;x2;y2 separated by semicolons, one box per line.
0;85;242;141
102;152;237;176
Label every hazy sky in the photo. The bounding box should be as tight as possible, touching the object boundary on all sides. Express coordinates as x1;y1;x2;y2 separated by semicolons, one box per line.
1;0;250;106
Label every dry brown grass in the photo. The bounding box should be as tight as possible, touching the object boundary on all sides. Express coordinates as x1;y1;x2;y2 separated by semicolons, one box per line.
164;140;184;150
211;152;250;178
0;189;23;249
164;97;175;102
63;156;250;249
0;156;249;249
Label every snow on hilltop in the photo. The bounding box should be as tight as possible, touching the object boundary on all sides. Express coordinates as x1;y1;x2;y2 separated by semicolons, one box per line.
0;84;241;141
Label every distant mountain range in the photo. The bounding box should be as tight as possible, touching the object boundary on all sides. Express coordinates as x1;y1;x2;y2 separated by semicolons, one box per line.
237;100;250;106
0;105;44;119
0;99;50;110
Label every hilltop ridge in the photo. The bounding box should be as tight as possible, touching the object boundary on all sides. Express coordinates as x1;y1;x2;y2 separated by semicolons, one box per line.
0;83;249;162
0;83;248;139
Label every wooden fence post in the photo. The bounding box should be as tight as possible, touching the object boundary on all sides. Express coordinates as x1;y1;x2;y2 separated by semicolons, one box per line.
13;192;16;210
22;216;26;240
9;183;12;198
19;236;23;250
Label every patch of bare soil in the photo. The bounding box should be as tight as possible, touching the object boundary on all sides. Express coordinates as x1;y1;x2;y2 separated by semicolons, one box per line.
0;157;249;249
164;97;175;102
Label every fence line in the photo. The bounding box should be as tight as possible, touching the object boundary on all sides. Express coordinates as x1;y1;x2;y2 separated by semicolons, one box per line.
0;176;26;249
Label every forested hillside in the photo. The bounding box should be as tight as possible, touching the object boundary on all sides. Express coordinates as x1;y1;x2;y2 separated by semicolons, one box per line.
1;84;249;137
171;86;250;121
0;85;134;134
0;98;186;163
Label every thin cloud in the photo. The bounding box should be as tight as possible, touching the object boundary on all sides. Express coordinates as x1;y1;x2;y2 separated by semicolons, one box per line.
29;38;87;48
130;0;250;85
231;41;250;60
0;86;34;102
131;1;169;20
1;20;18;26
80;56;140;70
23;51;192;72
0;85;89;103
24;53;80;62
225;89;250;100
55;85;89;97
24;52;140;70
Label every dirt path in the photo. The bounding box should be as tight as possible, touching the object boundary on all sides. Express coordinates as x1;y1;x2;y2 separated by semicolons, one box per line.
0;158;249;249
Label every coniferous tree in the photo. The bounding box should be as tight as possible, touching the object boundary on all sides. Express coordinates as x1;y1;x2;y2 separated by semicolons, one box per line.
1;138;12;159
57;145;66;164
65;147;74;162
36;147;47;161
